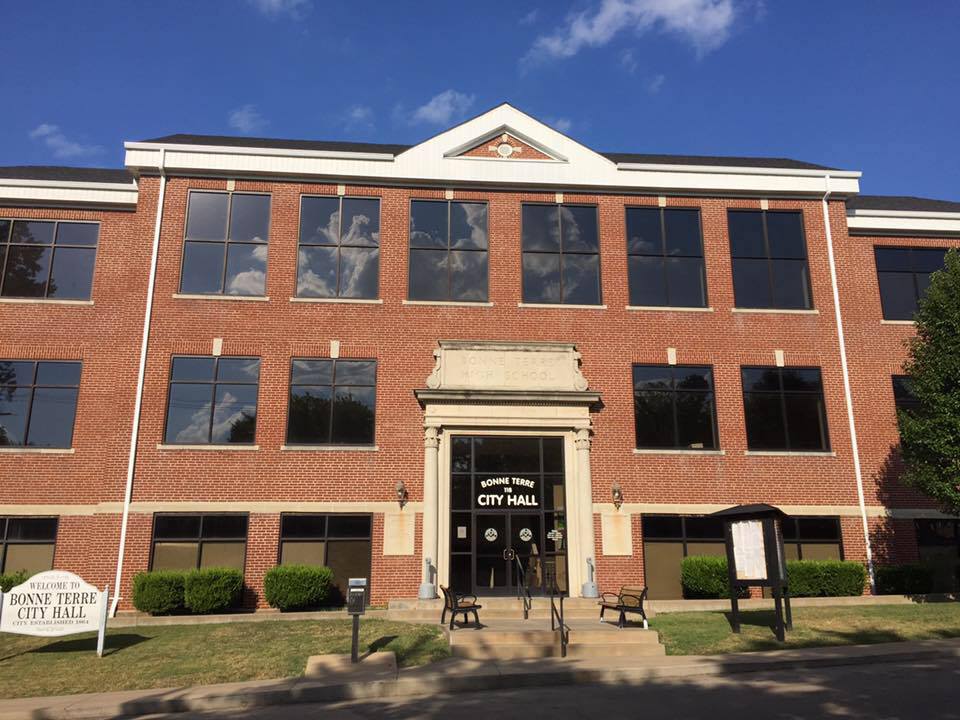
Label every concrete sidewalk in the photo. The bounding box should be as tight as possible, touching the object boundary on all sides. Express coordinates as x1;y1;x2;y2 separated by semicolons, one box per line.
2;639;960;720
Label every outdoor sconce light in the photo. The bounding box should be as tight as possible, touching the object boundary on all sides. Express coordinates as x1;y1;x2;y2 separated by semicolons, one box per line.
611;481;624;510
396;480;408;509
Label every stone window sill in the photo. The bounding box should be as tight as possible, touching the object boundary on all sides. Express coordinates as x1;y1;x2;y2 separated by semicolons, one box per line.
156;444;260;451
0;298;93;306
172;293;269;302
626;305;713;313
518;303;607;310
744;450;836;457
280;445;379;452
633;448;725;455
402;300;493;307
731;308;819;315
290;297;383;304
880;319;916;326
0;447;75;454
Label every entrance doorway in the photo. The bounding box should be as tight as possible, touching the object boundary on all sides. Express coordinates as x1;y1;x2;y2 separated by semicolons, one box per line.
448;436;568;596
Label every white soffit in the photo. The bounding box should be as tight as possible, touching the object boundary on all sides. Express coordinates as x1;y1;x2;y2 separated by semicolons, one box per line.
847;209;960;236
0;178;138;208
124;104;861;197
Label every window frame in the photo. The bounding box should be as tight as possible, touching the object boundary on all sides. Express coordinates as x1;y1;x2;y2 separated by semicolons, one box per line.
162;355;261;446
740;365;831;452
780;517;844;560
149;512;249;572
179;190;271;296
0;360;82;448
297;194;381;299
284;358;377;446
0;516;59;575
521;202;603;305
632;364;719;450
874;246;948;321
624;205;708;308
0;218;100;300
728;209;813;310
407;198;489;303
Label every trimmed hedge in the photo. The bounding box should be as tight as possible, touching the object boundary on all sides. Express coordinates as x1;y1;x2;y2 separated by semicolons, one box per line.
183;568;244;614
132;571;186;615
0;570;29;593
680;556;867;598
875;564;936;595
263;565;334;611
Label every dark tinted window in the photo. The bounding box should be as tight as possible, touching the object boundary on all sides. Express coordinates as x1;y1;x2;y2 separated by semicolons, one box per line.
287;359;376;445
729;210;811;309
522;204;601;305
298;196;380;299
0;360;81;448
164;356;260;444
633;365;717;450
279;514;373;603
409;200;488;302
150;514;248;572
626;207;707;307
741;366;829;451
181;192;270;296
1;516;58;574
0;220;98;300
875;247;948;320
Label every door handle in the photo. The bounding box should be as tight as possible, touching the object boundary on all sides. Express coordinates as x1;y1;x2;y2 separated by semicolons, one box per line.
503;548;516;561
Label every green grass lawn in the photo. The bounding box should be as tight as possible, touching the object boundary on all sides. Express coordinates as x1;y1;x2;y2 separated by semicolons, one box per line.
0;618;448;700
651;603;960;656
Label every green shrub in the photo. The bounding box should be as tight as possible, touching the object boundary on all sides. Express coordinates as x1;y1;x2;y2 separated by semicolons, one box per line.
875;564;936;595
681;555;731;598
263;565;334;611
132;571;186;615
786;560;866;597
0;570;29;593
183;568;243;614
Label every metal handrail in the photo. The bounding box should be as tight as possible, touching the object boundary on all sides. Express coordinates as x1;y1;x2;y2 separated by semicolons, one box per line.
514;555;533;620
548;577;569;658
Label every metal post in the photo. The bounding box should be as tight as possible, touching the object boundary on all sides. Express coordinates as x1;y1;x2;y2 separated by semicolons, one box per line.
772;585;785;642
784;587;793;631
351;614;360;664
97;587;109;657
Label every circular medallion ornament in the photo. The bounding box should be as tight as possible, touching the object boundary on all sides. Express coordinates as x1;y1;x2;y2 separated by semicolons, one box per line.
496;142;515;158
519;528;533;542
484;527;499;542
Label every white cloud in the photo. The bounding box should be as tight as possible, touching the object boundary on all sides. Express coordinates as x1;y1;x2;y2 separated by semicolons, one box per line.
28;124;102;159
228;105;269;134
410;90;476;125
620;48;638;73
646;73;666;93
544;116;573;133
520;8;539;24
523;0;737;66
247;0;310;18
344;104;374;130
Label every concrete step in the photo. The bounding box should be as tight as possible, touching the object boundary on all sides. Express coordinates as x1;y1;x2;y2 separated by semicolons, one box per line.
388;610;603;622
388;597;602;611
566;642;665;658
443;622;665;660
451;643;559;660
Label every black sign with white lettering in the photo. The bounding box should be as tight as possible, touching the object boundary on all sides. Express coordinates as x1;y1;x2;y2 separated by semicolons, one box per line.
474;476;541;509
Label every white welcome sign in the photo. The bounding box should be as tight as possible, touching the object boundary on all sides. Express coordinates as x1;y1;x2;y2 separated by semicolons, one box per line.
0;570;109;656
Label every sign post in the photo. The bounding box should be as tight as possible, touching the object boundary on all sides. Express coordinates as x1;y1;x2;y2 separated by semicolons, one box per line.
347;578;367;664
0;571;110;656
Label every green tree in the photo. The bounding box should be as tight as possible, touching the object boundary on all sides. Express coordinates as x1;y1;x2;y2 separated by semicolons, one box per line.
898;249;960;513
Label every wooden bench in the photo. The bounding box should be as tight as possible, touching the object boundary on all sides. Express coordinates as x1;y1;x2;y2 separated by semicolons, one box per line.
439;585;482;630
598;585;648;628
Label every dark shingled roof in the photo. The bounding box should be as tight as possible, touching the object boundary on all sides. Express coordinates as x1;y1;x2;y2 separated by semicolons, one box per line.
0;166;133;184
847;195;960;213
138;134;835;171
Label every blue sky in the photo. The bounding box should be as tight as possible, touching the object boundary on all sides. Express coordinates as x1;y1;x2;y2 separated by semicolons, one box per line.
4;0;958;199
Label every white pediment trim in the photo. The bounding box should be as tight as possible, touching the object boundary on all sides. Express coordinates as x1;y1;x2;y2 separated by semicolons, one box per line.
442;123;568;163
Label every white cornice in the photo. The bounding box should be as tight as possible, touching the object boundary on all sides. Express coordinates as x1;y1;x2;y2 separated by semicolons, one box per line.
0;177;138;208
123;141;396;162
847;209;960;236
617;162;861;179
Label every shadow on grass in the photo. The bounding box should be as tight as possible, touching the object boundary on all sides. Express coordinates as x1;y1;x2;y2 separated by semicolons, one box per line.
0;633;151;663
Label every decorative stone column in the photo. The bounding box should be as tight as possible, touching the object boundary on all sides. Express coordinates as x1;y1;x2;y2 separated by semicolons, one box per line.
419;426;440;599
575;428;599;598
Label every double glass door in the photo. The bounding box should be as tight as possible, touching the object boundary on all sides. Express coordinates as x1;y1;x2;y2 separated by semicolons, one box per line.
475;513;543;594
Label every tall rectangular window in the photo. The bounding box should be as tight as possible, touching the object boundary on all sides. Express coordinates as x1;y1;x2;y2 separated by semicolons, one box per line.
279;514;373;603
298;196;380;299
729;210;812;309
0;220;98;300
522;204;601;305
150;514;248;572
163;357;260;445
915;520;960;592
626;207;707;307
633;365;718;450
0;361;81;448
741;366;830;451
286;359;376;445
409;200;488;302
180;191;270;296
875;247;947;320
0;517;58;575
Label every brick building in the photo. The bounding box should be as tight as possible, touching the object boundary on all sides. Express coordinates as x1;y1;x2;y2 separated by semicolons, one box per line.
1;104;959;610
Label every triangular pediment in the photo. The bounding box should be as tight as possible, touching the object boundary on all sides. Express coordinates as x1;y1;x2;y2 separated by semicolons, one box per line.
446;127;563;162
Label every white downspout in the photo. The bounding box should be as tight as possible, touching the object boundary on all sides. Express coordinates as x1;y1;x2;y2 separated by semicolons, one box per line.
822;174;876;593
111;149;166;616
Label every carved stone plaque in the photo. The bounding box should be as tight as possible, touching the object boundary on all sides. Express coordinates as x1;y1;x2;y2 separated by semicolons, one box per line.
426;341;588;392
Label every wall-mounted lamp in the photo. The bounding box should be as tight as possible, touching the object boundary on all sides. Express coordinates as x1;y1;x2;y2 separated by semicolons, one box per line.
396;480;408;509
611;481;624;510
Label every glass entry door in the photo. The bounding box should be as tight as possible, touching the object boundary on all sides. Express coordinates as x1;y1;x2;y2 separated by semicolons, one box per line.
449;436;568;596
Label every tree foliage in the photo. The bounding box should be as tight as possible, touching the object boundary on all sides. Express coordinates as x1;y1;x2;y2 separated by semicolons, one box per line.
899;249;960;513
